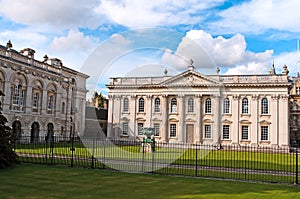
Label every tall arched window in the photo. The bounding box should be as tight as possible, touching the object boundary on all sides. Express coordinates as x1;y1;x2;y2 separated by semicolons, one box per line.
261;98;268;114
205;98;212;114
11;78;26;111
187;98;194;113
32;80;43;113
138;98;144;112
223;98;230;114
154;98;160;112
123;98;129;112
171;98;177;113
242;98;248;114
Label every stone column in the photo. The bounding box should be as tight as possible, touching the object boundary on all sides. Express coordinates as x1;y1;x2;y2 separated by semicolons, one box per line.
251;95;259;146
3;80;11;112
178;95;185;143
107;95;114;138
270;95;279;147
195;95;202;144
278;95;289;147
161;95;168;142
231;95;239;146
146;95;152;127
41;89;48;114
212;95;221;145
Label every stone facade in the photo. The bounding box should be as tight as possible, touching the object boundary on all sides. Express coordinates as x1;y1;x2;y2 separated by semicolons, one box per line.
107;60;292;148
0;41;89;142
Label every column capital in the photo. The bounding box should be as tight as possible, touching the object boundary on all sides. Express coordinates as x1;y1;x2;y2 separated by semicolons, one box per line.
232;95;239;101
251;94;259;101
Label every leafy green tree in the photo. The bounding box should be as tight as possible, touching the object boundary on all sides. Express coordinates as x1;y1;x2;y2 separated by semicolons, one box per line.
0;91;18;168
92;91;106;108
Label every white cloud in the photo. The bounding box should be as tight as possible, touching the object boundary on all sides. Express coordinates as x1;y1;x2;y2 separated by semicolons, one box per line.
273;51;300;76
95;0;225;27
0;0;101;30
48;29;99;69
213;0;300;34
162;30;273;74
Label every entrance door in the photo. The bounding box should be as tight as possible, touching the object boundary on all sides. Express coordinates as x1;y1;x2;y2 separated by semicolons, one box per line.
186;124;194;143
31;122;40;143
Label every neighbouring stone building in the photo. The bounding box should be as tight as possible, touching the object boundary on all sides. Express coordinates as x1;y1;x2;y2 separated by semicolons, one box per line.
0;40;89;142
107;60;294;148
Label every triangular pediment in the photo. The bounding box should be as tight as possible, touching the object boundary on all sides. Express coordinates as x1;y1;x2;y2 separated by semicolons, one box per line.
160;70;221;87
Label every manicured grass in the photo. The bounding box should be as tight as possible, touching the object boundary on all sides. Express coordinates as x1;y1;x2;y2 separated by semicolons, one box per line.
0;164;299;199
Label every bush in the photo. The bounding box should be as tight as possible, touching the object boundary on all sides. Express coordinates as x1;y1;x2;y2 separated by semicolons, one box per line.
0;91;18;168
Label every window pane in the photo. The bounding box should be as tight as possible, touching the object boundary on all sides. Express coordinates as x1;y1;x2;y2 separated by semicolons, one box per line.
242;126;248;140
204;125;211;138
223;98;230;114
122;122;129;135
205;98;211;114
223;125;230;139
123;98;129;112
138;123;144;135
242;98;248;114
261;126;269;141
139;98;144;112
187;98;194;113
171;98;177;113
154;123;160;136
261;98;268;114
170;124;176;137
154;98;160;112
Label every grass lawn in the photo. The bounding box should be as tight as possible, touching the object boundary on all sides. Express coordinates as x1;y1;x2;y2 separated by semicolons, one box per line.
0;164;299;199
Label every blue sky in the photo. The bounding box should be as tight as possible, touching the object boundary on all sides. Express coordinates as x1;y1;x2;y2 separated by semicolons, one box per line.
1;0;300;98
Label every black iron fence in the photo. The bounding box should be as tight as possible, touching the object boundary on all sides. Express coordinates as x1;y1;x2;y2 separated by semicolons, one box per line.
13;136;299;185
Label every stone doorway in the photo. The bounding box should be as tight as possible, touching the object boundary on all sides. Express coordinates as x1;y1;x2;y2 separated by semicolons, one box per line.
31;122;40;143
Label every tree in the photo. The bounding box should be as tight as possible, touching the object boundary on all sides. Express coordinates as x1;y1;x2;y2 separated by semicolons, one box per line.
92;91;106;108
0;91;18;168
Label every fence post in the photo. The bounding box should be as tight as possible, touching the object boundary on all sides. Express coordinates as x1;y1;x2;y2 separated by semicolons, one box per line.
195;144;198;177
50;136;54;165
70;135;75;167
296;148;299;185
91;138;95;169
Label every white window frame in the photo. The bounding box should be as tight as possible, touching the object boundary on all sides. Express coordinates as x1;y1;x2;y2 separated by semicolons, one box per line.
138;98;144;112
205;98;212;114
261;98;269;114
204;124;212;139
223;98;230;114
222;125;230;140
123;98;129;112
241;125;249;140
242;98;249;114
154;98;160;113
261;126;269;141
187;98;194;113
122;122;129;135
170;124;177;137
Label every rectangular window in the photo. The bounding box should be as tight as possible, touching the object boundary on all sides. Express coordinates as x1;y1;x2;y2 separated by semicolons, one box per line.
204;125;212;139
241;125;249;140
122;122;129;135
296;87;300;95
32;92;39;109
48;95;53;111
261;126;269;141
154;123;160;136
170;124;176;137
222;125;230;140
138;123;144;135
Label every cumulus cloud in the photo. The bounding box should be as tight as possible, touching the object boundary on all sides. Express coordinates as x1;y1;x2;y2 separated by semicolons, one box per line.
161;30;273;74
95;0;224;27
0;0;101;30
48;29;99;69
213;0;300;34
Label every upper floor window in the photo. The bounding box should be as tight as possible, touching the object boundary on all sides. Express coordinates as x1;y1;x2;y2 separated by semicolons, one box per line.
222;125;230;140
123;98;129;112
242;98;248;114
138;98;144;112
47;95;54;113
154;98;160;113
11;79;25;111
187;98;194;113
138;123;144;135
296;87;300;95
171;98;177;113
32;92;39;110
293;100;298;111
223;98;230;114
261;98;268;114
205;98;212;114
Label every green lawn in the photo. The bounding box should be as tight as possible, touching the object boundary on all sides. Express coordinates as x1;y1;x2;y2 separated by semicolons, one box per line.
0;164;299;199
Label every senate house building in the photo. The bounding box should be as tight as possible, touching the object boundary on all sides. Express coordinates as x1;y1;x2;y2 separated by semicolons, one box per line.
0;41;89;142
106;60;297;148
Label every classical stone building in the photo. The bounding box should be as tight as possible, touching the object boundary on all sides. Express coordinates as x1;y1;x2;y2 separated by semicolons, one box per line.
290;76;300;147
107;60;292;148
0;41;89;142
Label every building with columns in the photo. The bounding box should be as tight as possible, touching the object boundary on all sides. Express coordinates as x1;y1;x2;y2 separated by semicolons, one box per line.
0;41;89;142
107;60;292;148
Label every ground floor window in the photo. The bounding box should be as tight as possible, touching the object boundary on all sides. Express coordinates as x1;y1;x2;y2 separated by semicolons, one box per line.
170;124;176;137
154;123;160;136
122;122;129;135
261;126;269;141
204;125;212;139
241;125;249;140
138;123;144;135
222;125;230;140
